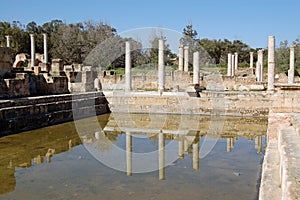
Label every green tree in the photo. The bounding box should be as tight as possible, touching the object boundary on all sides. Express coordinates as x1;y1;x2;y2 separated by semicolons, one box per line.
276;40;289;74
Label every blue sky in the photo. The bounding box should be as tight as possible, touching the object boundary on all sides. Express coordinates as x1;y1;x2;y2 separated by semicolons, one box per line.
1;0;300;48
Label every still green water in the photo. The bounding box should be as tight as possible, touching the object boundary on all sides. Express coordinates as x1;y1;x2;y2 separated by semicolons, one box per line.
0;113;267;200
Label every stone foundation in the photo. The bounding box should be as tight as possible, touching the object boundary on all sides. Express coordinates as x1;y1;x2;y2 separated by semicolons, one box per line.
105;91;271;116
0;92;110;136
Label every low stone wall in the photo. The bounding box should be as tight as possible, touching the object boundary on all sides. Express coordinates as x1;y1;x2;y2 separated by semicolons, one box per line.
0;92;110;136
105;91;272;117
259;90;300;200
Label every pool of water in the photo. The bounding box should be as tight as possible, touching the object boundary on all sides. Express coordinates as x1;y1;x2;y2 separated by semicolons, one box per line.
0;113;267;200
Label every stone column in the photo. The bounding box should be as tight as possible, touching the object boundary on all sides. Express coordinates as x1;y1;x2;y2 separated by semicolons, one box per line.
193;51;200;85
43;34;48;63
250;52;254;68
258;50;264;82
158;39;165;92
30;34;35;67
234;52;238;70
192;138;200;170
257;50;264;82
178;135;184;158
267;36;275;91
231;54;235;76
256;62;262;82
227;53;232;76
288;45;295;84
5;35;11;48
178;44;184;71
184;46;189;72
126;132;132;176
159;131;165;180
125;41;132;91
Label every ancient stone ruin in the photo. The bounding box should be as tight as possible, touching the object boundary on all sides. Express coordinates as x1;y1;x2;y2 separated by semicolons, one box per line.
0;35;299;98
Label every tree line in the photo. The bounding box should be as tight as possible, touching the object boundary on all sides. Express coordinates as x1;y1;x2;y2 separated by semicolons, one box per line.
1;20;299;74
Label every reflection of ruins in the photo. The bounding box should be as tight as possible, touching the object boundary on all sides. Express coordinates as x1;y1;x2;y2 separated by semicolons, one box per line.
0;120;84;195
79;113;267;180
0;113;267;195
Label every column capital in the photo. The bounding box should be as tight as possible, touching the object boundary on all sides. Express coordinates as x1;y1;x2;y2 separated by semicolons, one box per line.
184;46;189;50
258;49;264;53
30;33;35;37
179;44;184;48
250;52;254;55
290;44;296;49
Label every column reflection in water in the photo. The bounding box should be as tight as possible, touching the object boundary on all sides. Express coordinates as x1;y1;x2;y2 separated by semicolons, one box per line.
230;138;234;149
126;132;132;176
178;135;184;159
159;131;165;180
227;138;231;152
226;137;235;152
255;135;262;154
193;135;200;170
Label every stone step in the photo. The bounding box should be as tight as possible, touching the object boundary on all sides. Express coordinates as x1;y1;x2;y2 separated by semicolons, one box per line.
278;126;300;200
259;140;281;200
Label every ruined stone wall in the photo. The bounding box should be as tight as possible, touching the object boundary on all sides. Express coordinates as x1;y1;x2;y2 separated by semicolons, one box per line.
105;91;272;117
100;70;192;91
100;69;261;91
0;92;110;136
0;47;12;76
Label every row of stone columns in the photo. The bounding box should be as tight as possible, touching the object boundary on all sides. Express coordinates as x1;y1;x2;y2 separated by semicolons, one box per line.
125;40;201;92
178;45;190;72
227;52;238;76
5;34;48;66
29;34;48;67
126;132;201;179
227;36;293;90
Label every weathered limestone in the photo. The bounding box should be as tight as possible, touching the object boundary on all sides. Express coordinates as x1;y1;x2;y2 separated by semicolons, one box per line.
5;35;11;48
288;45;295;84
0;92;110;136
0;47;12;76
178;44;184;71
227;53;233;76
231;54;235;76
184;46;189;72
30;34;35;67
193;51;200;85
257;50;264;82
94;77;101;91
126;132;132;176
159;132;165;180
43;34;48;64
125;41;132;91
268;36;275;91
250;52;254;68
158;39;165;92
234;52;238;70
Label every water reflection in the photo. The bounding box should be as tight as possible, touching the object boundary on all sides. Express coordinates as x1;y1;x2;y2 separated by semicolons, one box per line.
0;113;267;198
